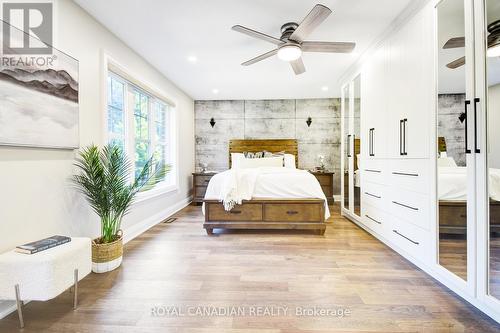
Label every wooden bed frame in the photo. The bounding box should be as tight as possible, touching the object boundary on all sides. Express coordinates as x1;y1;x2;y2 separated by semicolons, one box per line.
438;137;500;235
203;139;326;235
440;200;500;235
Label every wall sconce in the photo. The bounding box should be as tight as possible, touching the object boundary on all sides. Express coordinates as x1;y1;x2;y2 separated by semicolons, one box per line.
458;112;466;123
210;118;216;127
306;117;312;127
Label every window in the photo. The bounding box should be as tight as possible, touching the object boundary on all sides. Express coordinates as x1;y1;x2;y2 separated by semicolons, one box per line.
106;71;175;192
107;75;125;151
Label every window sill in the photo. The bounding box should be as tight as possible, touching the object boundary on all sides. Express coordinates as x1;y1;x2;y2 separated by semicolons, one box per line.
133;183;178;205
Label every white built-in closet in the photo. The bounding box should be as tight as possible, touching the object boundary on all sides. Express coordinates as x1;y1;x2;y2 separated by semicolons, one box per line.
340;0;500;323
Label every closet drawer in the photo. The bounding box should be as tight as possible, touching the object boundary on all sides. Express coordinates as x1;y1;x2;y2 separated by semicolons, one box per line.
387;216;430;260
361;203;387;234
361;159;386;185
207;203;263;221
361;182;386;209
387;189;430;231
388;159;429;194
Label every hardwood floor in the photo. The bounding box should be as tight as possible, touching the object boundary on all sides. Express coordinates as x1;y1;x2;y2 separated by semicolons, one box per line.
439;236;468;281
1;203;499;332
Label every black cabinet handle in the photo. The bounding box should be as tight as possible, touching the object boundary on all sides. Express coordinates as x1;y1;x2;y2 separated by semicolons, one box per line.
365;192;381;199
230;210;242;214
352;134;356;158
403;119;408;155
287;210;299;215
392;172;418;177
365;215;381;224
465;100;471;154
474;98;480;153
393;230;419;245
369;128;375;156
392;201;418;211
347;135;351;157
399;120;404;156
365;169;381;173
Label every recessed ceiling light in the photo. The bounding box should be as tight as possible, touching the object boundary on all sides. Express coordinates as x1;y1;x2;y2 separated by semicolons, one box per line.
321;86;329;91
212;89;219;94
187;55;197;63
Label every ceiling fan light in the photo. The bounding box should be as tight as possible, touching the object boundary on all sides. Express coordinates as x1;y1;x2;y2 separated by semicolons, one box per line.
488;43;500;57
277;44;302;62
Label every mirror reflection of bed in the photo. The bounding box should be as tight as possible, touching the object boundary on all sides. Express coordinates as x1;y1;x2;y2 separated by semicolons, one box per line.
437;136;468;280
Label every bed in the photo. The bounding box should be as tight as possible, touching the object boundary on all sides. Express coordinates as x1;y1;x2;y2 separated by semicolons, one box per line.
202;139;329;235
438;137;500;234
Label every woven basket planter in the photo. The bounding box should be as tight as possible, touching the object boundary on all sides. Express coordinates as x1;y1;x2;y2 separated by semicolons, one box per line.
91;232;123;273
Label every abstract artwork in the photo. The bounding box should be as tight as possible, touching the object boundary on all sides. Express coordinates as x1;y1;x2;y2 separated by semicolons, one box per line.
0;21;79;149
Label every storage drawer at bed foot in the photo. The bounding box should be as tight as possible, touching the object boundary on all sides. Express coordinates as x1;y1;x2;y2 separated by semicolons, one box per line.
264;203;323;222
387;159;430;194
206;203;263;221
386;215;431;262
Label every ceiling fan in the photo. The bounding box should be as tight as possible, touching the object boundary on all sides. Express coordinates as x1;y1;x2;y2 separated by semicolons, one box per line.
231;4;356;75
443;19;500;69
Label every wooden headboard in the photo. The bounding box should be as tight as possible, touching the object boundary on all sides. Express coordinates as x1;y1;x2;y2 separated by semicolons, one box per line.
229;139;298;167
438;137;447;153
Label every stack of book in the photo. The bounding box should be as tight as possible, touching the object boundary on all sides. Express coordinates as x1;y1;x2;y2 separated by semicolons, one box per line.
15;236;72;254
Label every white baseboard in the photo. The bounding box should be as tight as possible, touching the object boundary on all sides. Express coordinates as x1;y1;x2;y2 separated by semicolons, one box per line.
0;301;15;320
123;195;192;244
0;196;193;320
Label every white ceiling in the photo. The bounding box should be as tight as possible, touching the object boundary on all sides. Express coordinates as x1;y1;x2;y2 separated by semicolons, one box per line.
74;0;413;100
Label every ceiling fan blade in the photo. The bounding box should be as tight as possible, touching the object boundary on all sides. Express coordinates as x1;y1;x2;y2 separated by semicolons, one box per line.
232;25;284;45
241;49;278;66
289;4;332;43
290;57;306;75
302;41;355;53
443;37;465;49
446;56;465;69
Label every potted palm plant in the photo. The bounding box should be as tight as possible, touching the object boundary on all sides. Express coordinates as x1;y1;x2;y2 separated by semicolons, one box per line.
72;143;169;273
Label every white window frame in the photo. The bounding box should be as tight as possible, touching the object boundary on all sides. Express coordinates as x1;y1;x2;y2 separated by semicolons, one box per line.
102;53;179;203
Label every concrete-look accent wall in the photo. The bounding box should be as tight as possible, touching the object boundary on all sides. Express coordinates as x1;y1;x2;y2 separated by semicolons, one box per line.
195;98;341;194
438;93;466;166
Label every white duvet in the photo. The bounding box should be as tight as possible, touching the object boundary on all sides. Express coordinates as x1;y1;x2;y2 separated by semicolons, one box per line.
203;167;330;219
439;167;500;201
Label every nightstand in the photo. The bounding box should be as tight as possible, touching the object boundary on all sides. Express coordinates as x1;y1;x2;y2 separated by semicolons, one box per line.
192;172;217;205
309;171;334;204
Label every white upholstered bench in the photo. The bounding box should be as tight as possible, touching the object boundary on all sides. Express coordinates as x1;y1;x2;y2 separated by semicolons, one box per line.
0;237;92;328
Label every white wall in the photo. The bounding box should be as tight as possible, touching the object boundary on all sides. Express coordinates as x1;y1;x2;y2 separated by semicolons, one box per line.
0;1;194;260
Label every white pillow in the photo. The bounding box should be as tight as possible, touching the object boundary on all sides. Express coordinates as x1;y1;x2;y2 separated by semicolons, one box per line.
284;154;296;168
231;153;245;169
240;156;284;169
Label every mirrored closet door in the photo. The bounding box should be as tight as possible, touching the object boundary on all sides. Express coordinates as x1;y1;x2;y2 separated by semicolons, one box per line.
481;0;500;304
437;0;500;311
341;75;361;218
342;85;351;212
436;0;472;281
